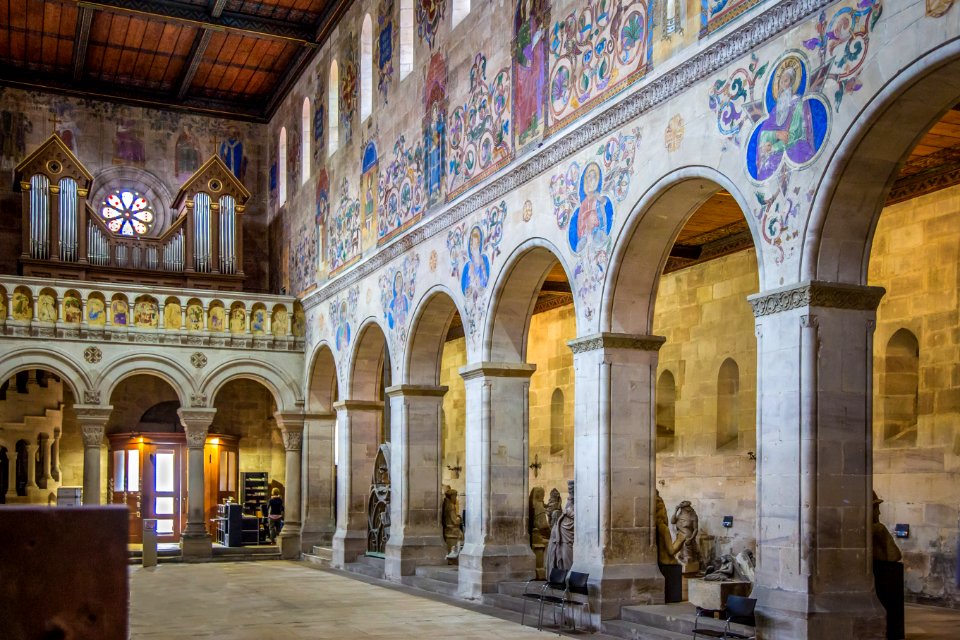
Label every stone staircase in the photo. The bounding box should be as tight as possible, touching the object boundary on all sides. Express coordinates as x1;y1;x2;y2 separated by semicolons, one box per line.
302;545;332;568
341;554;386;579
400;565;460;598
128;543;282;565
601;603;755;639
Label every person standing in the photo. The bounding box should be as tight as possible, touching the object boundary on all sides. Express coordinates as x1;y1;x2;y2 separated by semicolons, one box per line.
266;488;284;544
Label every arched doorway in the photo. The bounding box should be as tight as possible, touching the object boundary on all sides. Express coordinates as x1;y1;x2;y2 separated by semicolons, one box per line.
303;344;339;551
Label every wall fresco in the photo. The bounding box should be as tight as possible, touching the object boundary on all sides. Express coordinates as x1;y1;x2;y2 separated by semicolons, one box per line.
551;127;640;319
113;116;146;166
134;298;159;328
329;178;362;275
417;0;447;49
340;38;359;147
446;201;507;344
378;0;397;103
700;0;767;37
316;169;331;275
513;0;551;150
38;292;56;323
88;297;106;326
290;217;318;296
378;135;426;244
111;298;128;326
361;141;379;253
11;290;31;321
548;1;654;132
379;253;420;354
423;53;448;208
186;302;204;331
164;302;181;329
52;101;79;154
64;294;82;324
330;285;360;354
447;53;513;198
175;124;201;181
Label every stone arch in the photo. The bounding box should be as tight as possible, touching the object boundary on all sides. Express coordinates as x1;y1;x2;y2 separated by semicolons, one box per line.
804;40;960;284
199;359;302;412
347;318;390;401
97;353;194;406
404;284;467;385
602;166;761;334
306;341;339;413
0;346;89;401
482;238;578;362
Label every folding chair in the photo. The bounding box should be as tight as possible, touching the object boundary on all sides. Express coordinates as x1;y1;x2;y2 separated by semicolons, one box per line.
691;594;757;639
520;567;567;630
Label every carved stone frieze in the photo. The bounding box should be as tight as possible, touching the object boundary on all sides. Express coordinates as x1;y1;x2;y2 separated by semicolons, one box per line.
80;425;105;447
568;333;666;354
83;346;102;364
748;282;886;317
83;389;101;404
190;393;208;407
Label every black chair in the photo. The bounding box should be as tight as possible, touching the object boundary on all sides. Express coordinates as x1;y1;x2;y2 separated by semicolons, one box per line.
691;595;757;639
558;571;590;633
520;568;567;630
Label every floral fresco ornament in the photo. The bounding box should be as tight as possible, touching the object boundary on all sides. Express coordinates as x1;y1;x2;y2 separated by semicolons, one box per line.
417;0;446;49
379;253;420;353
551;127;640;320
446;201;507;344
707;52;768;150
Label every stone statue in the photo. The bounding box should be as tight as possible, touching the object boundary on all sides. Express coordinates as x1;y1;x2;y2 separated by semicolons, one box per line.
442;486;463;558
529;486;551;578
704;554;737;581
670;500;701;569
734;549;756;583
546;487;562;528
655;491;680;565
545;481;575;576
872;491;902;562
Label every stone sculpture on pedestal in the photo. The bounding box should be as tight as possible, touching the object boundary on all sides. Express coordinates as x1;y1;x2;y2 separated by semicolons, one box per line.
545;480;574;576
671;500;701;571
442;485;463;561
655;491;680;566
703;554;737;581
529;486;551;578
546;487;562;527
872;491;902;562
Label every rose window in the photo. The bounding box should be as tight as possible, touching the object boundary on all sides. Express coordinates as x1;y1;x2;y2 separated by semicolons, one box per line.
101;189;155;236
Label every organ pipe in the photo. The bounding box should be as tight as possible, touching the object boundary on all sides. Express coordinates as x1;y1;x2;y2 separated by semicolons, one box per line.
59;178;78;261
220;195;235;274
195;192;211;272
30;174;49;259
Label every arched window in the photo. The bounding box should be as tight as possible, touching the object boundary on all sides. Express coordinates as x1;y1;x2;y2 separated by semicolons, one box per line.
883;329;920;446
399;0;413;80
328;60;340;156
361;14;373;121
278;127;287;206
550;388;564;455
656;370;677;453
716;358;740;450
100;188;155;236
451;0;470;28
301;98;311;184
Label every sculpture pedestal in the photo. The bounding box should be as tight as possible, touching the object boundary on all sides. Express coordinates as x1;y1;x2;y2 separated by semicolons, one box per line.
688;578;752;611
874;561;904;640
659;563;683;603
533;543;546;579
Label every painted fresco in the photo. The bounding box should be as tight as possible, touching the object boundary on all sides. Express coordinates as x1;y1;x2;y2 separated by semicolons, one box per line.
0;109;31;180
292;304;306;337
113;117;146;165
175;124;201;181
63;294;82;324
164;302;182;330
209;305;226;332
378;0;397;103
423;53;448;208
340;38;359;147
513;0;551;149
378;135;426;244
251;307;267;334
230;306;247;333
707;0;881;263
186;303;204;331
379;253;420;353
361;141;379;252
290;217;317;296
329;178;362;275
446;201;507;343
548;1;654;132
134;299;159;328
111;298;128;326
417;0;447;49
87;297;106;326
551;127;640;319
12;290;31;321
38;292;57;323
447;53;513;198
330;285;360;353
0;290;6;321
652;0;698;62
219;127;247;181
52;101;80;154
700;0;766;38
272;307;290;336
288;128;302;195
316;169;331;274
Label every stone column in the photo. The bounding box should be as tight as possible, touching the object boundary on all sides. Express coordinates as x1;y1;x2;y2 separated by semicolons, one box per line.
458;362;537;599
384;384;449;580
23;442;39;492
748;282;886;640
75;405;113;505
567;334;666;620
6;447;18;501
40;434;53;487
52;428;62;483
178;407;216;560
331;399;382;568
275;411;304;560
301;412;337;551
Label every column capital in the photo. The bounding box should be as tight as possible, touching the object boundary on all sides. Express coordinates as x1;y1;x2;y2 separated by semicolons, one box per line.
177;407;217;448
274;411;305;432
568;333;665;354
748;281;886;317
281;429;303;452
73;404;114;426
80;425;105;448
459;361;536;381
333;399;384;412
384;384;448;398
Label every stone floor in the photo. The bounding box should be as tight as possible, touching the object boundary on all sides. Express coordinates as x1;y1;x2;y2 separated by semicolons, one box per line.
129;561;960;639
130;561;552;639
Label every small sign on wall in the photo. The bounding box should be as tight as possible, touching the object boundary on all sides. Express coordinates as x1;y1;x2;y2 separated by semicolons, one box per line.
722;516;734;528
894;524;910;539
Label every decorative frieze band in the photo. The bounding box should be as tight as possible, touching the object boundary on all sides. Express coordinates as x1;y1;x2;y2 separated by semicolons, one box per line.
568;333;666;354
305;0;836;310
748;281;886;317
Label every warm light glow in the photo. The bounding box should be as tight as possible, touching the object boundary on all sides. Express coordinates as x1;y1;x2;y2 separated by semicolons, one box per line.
210;437;220;445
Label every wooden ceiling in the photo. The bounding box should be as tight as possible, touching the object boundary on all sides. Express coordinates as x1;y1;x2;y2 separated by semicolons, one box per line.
0;0;351;120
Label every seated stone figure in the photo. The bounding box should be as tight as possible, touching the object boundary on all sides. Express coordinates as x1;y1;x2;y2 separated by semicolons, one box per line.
442;486;463;558
704;554;737;581
529;486;551;547
872;491;902;562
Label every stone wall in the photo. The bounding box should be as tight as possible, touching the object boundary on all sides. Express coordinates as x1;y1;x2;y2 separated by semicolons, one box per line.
210;379;286;490
440;335;467;497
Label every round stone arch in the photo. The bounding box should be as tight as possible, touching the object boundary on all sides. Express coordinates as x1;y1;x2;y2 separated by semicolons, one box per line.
0;346;92;402
403;284;467;386
802;39;960;284
601;165;761;335
306;340;339;413
199;359;302;413
97;353;194;406
346;317;390;401
90;165;176;237
481;238;580;363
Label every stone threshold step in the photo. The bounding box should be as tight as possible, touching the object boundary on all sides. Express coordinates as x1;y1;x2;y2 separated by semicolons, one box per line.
621;603;755;638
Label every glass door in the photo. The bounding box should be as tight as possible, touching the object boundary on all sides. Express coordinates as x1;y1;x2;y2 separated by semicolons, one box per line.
144;448;181;542
111;447;142;543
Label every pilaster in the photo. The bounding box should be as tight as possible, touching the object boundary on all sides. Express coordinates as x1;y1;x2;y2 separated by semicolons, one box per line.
178;407;217;560
301;411;337;551
74;404;113;506
275;411;305;560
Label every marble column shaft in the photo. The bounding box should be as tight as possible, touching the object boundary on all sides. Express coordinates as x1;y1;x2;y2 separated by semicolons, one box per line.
178;407;216;559
75;405;113;506
384;384;449;580
276;411;305;560
457;362;537;599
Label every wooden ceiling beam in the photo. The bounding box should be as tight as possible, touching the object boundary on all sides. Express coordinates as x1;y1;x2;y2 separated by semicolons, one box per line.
78;0;318;46
314;0;354;43
264;45;313;116
209;0;227;19
71;6;94;82
177;28;213;100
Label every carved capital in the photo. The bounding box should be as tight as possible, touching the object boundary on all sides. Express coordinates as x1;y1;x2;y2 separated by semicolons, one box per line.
177;408;217;447
281;430;303;452
568;333;666;354
80;425;105;447
748;282;886;318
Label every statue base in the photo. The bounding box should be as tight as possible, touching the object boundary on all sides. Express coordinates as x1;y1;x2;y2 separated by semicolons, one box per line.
688;578;752;611
874;560;904;640
659;563;683;603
